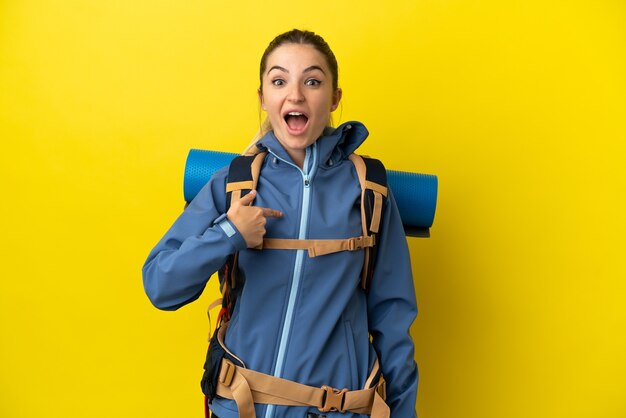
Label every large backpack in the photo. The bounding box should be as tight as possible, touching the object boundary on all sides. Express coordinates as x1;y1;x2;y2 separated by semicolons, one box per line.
201;151;389;415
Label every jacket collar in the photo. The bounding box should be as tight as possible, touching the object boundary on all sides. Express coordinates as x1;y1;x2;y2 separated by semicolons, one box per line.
256;121;369;168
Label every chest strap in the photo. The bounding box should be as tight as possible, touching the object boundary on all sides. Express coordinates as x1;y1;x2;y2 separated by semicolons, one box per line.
215;357;389;418
258;235;375;257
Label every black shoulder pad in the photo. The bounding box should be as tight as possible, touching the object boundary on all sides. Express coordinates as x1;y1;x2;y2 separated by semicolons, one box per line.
362;157;387;188
225;155;257;210
228;155;257;183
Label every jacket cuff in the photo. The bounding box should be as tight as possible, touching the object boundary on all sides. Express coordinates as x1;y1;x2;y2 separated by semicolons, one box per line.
213;213;247;251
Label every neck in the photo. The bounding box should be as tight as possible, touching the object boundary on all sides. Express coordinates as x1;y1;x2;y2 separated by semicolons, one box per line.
287;149;305;169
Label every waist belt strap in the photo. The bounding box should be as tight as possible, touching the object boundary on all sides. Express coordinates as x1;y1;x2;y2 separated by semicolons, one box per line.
260;236;375;257
215;358;389;418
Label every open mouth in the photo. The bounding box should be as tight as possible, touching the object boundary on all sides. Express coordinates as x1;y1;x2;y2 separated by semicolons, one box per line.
284;111;309;133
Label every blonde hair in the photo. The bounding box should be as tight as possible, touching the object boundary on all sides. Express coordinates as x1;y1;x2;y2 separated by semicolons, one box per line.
243;118;272;155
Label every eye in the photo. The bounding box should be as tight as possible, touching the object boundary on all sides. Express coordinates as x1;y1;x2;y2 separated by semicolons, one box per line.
305;78;321;87
271;79;285;86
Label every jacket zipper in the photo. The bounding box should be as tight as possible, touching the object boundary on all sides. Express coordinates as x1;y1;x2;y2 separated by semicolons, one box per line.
263;143;317;418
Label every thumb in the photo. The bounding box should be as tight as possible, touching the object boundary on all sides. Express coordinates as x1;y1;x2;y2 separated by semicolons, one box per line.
236;190;256;206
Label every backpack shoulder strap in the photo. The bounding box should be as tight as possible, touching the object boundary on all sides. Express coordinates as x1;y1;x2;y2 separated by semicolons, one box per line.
217;151;267;325
348;154;388;290
220;152;387;301
225;152;267;209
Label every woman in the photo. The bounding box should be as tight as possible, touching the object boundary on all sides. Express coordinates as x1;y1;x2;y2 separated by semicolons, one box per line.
143;29;418;418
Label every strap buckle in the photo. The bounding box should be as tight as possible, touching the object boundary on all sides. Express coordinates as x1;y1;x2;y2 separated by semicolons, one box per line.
219;359;236;386
348;237;364;251
319;386;347;413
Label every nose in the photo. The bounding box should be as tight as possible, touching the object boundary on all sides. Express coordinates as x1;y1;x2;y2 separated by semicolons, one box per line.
287;83;305;103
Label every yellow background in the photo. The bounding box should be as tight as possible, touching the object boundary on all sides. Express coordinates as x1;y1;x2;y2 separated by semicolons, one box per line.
1;1;625;417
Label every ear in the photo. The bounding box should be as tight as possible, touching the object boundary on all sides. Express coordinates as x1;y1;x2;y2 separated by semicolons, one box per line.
330;88;342;112
258;89;266;111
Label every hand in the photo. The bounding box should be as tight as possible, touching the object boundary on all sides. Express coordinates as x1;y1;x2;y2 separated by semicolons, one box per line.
226;190;283;248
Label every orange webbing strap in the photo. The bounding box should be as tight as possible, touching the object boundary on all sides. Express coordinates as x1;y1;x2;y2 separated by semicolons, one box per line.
370;189;385;234
226;181;254;192
216;321;246;368
206;297;223;340
260;236;375;257
250;152;265;190
349;154;370;238
215;358;389;418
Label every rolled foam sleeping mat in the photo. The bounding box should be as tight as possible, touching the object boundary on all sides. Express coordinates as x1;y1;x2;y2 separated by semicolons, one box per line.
184;149;437;237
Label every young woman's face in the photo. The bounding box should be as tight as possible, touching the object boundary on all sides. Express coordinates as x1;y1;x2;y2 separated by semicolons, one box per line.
259;43;341;165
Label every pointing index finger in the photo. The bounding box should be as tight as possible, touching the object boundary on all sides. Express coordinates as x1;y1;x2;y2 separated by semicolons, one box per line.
261;207;283;218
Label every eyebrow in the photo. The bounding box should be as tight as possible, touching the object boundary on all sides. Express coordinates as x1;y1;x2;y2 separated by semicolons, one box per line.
267;65;326;75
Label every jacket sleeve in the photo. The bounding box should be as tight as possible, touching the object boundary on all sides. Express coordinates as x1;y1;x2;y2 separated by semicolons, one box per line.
142;168;248;311
367;189;419;418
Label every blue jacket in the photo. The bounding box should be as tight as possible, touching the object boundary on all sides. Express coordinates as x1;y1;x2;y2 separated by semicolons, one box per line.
142;121;418;418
